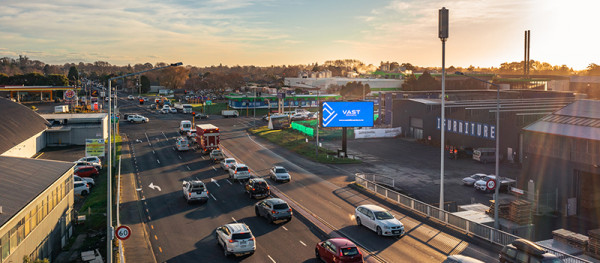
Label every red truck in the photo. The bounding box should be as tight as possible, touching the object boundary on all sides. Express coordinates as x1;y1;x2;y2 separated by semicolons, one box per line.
196;124;220;154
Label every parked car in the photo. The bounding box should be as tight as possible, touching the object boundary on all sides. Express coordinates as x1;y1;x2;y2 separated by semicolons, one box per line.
74;161;101;172
229;163;251;181
215;223;256;257
462;173;487;186
221;158;236;171
74;166;99;177
290;113;306;121
315;238;363;263
269;166;291;182
254;198;292;223
245;178;270;199
499;239;561;263
74;181;90;196
74;175;95;188
78;156;102;168
355;204;404;236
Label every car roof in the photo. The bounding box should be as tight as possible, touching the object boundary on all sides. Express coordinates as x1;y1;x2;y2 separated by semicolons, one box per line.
265;198;286;205
327;238;357;248
359;204;387;212
250;178;266;183
224;158;235;161
236;164;247;168
273;166;286;170
225;223;251;234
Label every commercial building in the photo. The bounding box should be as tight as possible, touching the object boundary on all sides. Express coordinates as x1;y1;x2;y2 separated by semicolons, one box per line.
0;98;49;158
522;100;600;222
40;113;109;146
226;94;341;110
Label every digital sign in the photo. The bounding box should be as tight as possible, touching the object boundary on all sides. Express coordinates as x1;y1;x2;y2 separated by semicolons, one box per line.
321;102;374;128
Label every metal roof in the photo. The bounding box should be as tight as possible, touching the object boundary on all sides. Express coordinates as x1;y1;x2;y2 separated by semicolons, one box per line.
553;100;600;119
0;156;73;226
40;113;108;120
0;98;49;154
523;100;600;140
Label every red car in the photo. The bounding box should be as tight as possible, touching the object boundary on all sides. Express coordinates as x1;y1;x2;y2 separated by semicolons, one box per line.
315;238;363;263
74;166;99;177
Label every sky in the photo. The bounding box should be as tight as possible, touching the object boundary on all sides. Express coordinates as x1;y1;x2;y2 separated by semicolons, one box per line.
0;0;598;70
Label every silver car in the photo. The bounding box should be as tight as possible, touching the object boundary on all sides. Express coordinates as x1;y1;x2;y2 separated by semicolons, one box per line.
269;166;291;182
221;158;236;171
254;198;293;223
462;173;487;186
355;204;404;236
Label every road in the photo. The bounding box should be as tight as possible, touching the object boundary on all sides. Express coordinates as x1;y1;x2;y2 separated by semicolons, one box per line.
118;96;500;262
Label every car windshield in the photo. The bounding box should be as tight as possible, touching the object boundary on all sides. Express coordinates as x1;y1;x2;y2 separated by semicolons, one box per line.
232;233;252;240
275;168;287;173
273;203;289;210
341;247;359;256
237;167;248;172
471;174;482;179
374;211;394;220
226;160;235;164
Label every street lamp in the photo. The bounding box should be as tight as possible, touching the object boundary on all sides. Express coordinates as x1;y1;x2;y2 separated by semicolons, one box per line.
438;7;449;212
456;71;501;230
106;62;182;263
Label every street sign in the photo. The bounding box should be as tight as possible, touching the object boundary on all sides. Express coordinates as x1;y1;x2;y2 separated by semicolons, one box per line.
206;100;212;105
115;225;131;240
64;89;77;102
91;90;99;97
85;139;105;157
486;179;497;191
321;101;374;128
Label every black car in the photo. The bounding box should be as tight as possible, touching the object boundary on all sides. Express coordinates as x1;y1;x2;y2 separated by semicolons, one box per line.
245;178;270;199
195;113;209;119
499;239;562;263
255;198;293;223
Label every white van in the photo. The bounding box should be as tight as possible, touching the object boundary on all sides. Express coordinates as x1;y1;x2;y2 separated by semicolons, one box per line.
473;148;502;164
179;120;192;135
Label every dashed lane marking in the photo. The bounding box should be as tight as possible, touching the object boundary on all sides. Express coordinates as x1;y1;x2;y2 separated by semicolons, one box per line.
186;166;191;170
157;159;160;164
226;180;233;185
151;225;154;230
210;194;217;201
299;240;307;247
154;235;158;240
212;166;217;171
282;226;288;231
268;255;276;263
231;217;237;223
178;155;182;160
159;247;162;253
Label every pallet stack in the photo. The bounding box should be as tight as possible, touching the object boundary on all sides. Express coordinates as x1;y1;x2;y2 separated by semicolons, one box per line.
508;200;532;225
552;228;572;244
588;229;600;259
568;233;589;251
486;200;511;219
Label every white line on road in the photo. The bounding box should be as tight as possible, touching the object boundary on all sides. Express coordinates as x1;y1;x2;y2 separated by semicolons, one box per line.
152;150;155;154
267;255;276;263
145;133;152;146
178;155;182;160
226;180;233;185
157;159;160;164
162;131;168;141
282;226;288;231
299;240;307;247
231;217;237;223
211;178;220;187
201;156;205;160
210;193;217;201
212;166;216;171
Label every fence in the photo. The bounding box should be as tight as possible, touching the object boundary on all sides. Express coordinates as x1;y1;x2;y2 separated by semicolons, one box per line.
355;173;591;263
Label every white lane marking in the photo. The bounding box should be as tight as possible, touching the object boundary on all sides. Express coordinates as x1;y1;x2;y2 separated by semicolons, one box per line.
282;226;288;231
178;155;182;160
145;132;152;146
186;165;191;170
210;193;217;201
152;150;155;154
267;255;276;263
212;166;217;171
157;159;160;164
299;240;307;247
162;131;168;141
211;178;220;187
226;180;233;185
231;217;237;223
172;147;175;151
201;156;205;160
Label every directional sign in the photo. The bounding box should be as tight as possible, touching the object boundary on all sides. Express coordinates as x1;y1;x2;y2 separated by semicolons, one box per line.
149;182;162;191
115;225;131;240
486;179;497;191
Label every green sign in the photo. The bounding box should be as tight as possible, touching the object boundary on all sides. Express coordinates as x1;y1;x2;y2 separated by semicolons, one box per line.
206;100;212;105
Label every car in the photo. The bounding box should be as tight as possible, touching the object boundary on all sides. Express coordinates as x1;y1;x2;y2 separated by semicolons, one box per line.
182;180;209;204
499;239;561;263
355;204;404;236
169;107;177;113
127;95;134;100
215;223;256;257
194;113;209;119
255;198;292;223
74;175;95;188
176;137;190;151
269;166;291;182
245;178;270;199
443;255;484;263
143;97;149;102
221;158;236;171
186;130;197;139
229;163;251;181
74;161;101;172
74;181;90;196
159;108;169;114
129;115;149;123
74;166;99;177
462;173;487;186
78;156;102;168
315;238;363;263
474;175;497;192
105;97;109;102
290;113;306;121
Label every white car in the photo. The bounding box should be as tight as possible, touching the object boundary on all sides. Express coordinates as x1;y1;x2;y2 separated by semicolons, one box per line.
129;115;149;123
74;181;90;196
229;164;251;181
78;156;102;169
182;180;208;204
127;95;134;100
74;175;95;188
215;223;256;257
221;158;236;170
269;166;291;182
161;105;173;113
474;175;497;192
355;204;404;236
169;107;177;113
462;173;487;186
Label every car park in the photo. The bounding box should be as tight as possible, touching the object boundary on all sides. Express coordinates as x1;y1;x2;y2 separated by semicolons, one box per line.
74;181;90;196
74;175;95;188
269;166;291;182
229;163;251;181
462;173;487;186
355;204;404;236
315;238;363;263
254;198;292;223
215;223;256;257
221;158;236;171
182;180;209;204
74;166;99;177
499;239;561;263
245;178;270;199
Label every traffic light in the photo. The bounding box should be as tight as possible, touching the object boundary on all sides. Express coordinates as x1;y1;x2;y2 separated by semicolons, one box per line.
139;99;144;105
192;112;196;118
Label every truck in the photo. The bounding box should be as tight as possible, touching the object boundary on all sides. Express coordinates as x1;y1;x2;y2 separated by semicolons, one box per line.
182;180;208;204
174;102;184;113
221;110;239;118
196;124;220;154
210;149;225;163
55;105;69;113
174;103;193;114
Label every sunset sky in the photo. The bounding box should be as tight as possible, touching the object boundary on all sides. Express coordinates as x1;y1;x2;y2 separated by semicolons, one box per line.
0;0;597;70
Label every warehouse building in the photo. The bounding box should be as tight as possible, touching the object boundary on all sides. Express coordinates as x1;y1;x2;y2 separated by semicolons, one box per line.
0;98;49;158
40;113;109;146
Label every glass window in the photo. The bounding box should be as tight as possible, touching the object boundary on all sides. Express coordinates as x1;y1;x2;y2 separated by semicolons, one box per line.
341;247;359;256
231;233;252;240
273;204;289;210
515;251;529;263
1;232;9;260
30;209;37;231
24;214;30;237
505;247;517;258
9;228;17;253
374;211;394;220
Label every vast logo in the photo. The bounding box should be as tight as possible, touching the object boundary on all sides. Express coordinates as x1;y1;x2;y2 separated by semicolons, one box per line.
322;102;338;127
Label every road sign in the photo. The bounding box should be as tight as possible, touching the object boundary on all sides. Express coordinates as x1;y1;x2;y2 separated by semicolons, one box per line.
91;90;99;97
321;101;374;128
85;139;106;157
486;179;497;191
115;225;131;240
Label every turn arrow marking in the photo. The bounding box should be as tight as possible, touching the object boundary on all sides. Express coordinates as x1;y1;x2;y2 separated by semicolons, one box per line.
149;182;162;191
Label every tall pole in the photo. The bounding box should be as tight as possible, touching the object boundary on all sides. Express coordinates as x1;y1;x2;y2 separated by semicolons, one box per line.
107;80;113;263
494;79;501;229
438;7;449;212
316;91;320;158
253;88;256;127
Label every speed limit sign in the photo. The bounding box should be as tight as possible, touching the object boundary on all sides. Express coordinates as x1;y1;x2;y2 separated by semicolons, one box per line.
486;179;497;191
115;225;132;240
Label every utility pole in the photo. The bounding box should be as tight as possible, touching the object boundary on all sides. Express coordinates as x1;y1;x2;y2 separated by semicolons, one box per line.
438;7;449;212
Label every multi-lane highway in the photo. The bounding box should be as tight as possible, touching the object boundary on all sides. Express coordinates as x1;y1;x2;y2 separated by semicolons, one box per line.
118;97;500;262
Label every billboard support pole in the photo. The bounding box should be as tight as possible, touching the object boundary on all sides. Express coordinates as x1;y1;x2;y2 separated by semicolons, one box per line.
341;127;347;157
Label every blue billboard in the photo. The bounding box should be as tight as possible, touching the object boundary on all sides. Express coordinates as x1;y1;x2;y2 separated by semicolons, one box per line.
321;101;374;128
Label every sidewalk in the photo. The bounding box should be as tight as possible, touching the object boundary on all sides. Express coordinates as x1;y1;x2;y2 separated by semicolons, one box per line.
118;135;157;263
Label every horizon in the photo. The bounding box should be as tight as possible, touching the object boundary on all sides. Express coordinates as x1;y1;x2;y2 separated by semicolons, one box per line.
1;0;598;70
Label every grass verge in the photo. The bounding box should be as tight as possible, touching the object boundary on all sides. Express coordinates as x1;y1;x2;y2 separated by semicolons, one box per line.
248;126;361;164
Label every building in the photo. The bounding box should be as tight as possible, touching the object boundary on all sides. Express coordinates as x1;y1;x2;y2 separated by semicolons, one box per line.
522;100;600;223
0;98;49;158
40;113;109;146
226;94;341;110
285;77;403;94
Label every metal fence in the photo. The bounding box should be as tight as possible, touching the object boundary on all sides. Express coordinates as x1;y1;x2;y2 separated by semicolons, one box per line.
355;173;591;263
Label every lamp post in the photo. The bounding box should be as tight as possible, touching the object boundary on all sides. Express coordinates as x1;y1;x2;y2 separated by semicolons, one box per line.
438;7;449;212
316;90;320;158
106;62;182;263
456;71;501;229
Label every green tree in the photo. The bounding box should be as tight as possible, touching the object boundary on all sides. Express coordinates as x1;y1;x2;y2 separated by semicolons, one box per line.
402;74;418;91
67;66;79;86
140;75;151;93
416;71;440;90
587;63;600;75
401;63;415;71
47;74;69;86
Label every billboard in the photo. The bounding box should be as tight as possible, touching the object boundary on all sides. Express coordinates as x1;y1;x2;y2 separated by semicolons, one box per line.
85;138;106;157
321;101;374;128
